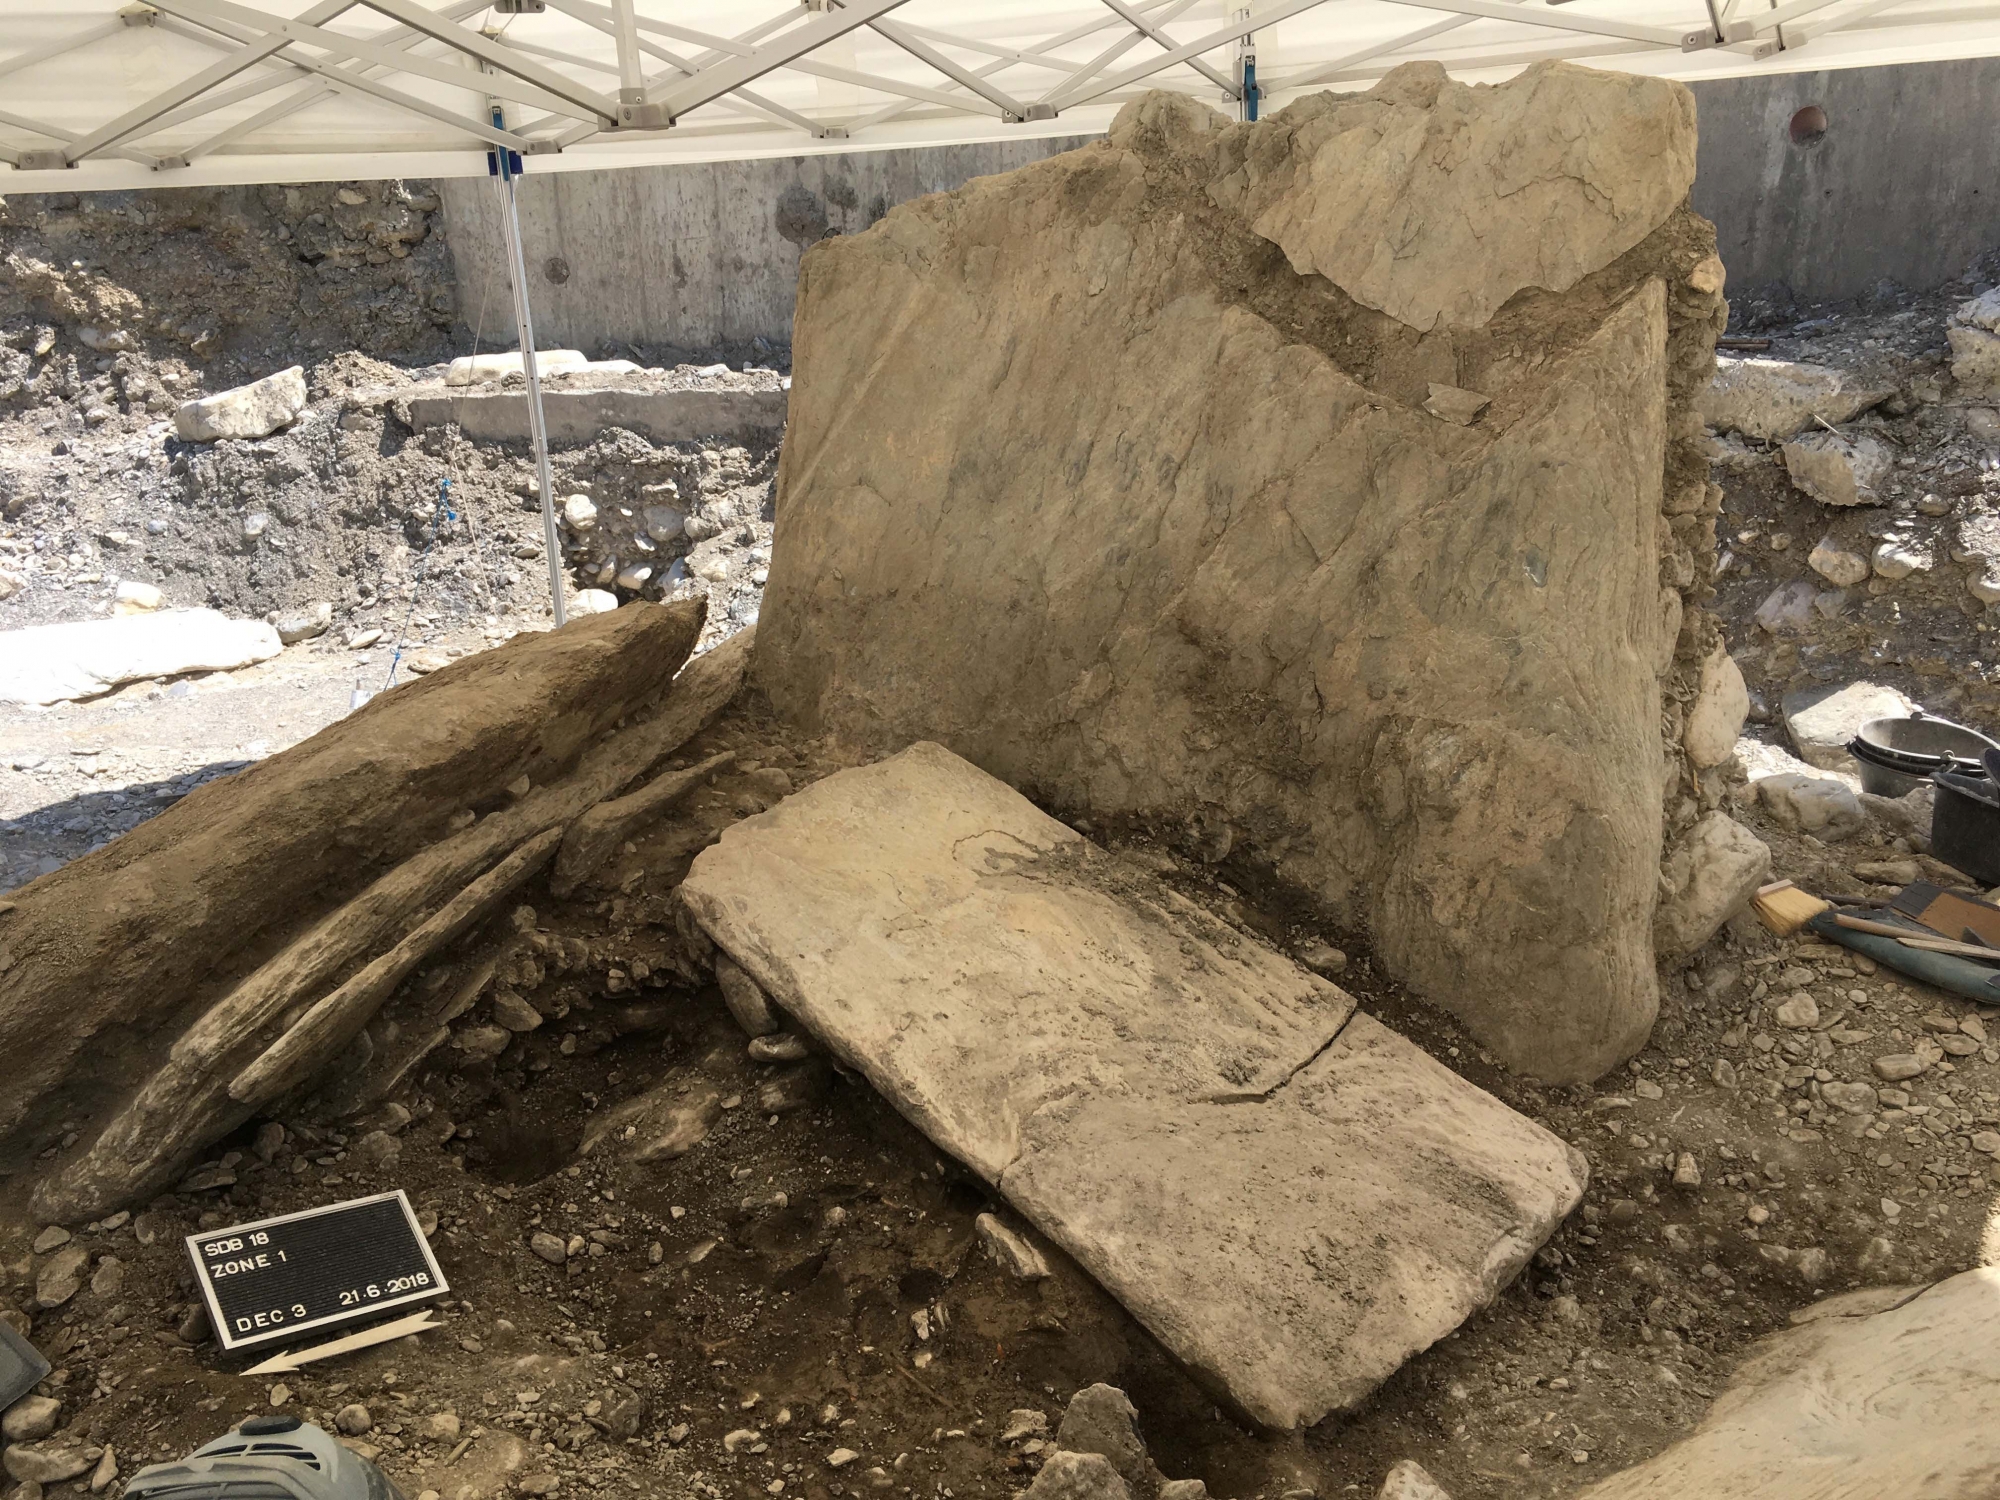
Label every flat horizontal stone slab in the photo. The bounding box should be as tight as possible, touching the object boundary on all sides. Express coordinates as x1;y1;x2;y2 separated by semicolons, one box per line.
406;386;786;446
0;609;283;705
680;742;1587;1428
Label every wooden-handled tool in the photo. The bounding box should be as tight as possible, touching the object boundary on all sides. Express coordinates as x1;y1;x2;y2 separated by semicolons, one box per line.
1833;912;2000;962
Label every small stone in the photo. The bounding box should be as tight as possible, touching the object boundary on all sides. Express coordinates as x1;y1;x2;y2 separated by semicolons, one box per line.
1056;1385;1159;1497
1001;1412;1049;1445
572;588;620;615
529;1231;568;1265
1807;536;1870;587
174;366;307;442
425;1413;461;1441
747;1033;809;1064
1711;1058;1738;1088
1871;539;1931;579
1023;1452;1131;1500
491;989;544;1032
334;1404;372;1436
87;1448;114;1494
1377;1461;1453;1500
1671;1152;1702;1188
1852;858;1922;887
1298;941;1347;976
976;1212;1052;1280
112;581;162;615
1781;430;1893;508
2;1446;95;1486
827;1450;860;1469
1;1400;60;1445
1873;1054;1927;1082
176;1305;212;1344
457;1023;512;1062
518;1473;558;1497
347;628;384;649
88;1256;123;1298
1774;993;1820;1029
723;1430;761;1454
268;1385;292;1409
562;495;598;531
268;601;333;645
1822;1081;1878;1115
1634;1078;1663;1100
1160;1484;1210;1500
715;955;778;1037
1423;383;1490;425
1757;773;1866;841
33;1246;88;1310
615;563;653;592
29;1228;68;1254
1973;1132;2000;1156
252;1121;287;1163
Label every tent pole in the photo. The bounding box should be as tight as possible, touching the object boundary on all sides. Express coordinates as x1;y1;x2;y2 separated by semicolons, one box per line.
493;164;567;628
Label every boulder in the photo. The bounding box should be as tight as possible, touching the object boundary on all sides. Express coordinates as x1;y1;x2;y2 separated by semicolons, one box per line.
1654;813;1770;963
173;366;307;442
1783;681;1918;771
1781;430;1895;507
680;743;1586;1428
0;610;282;705
756;62;1724;1081
1757;773;1867;841
1683;646;1749;768
1698;357;1889;440
1576;1270;2000;1498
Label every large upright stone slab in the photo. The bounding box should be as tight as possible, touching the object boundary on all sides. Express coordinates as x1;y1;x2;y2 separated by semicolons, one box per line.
753;62;1727;1082
680;743;1587;1429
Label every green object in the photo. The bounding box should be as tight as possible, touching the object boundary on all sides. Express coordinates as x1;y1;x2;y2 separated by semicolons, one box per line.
1807;909;2000;1005
124;1417;404;1500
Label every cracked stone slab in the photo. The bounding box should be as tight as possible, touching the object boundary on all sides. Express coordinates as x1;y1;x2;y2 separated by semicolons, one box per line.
680;742;1588;1428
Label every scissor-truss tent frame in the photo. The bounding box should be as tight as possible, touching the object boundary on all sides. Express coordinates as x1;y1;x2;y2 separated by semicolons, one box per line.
3;0;2000;192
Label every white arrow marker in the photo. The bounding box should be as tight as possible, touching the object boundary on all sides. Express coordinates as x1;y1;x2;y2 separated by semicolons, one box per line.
240;1309;439;1375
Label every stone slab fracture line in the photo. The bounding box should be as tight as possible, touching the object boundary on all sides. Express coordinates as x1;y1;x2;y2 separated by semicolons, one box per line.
490;114;568;628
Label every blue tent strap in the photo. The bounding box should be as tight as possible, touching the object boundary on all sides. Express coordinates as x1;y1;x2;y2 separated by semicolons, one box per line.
382;477;458;694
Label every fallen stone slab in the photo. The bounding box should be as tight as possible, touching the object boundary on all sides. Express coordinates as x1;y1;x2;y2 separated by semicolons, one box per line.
408;386;786;446
1697;356;1890;440
173;365;306;442
680;743;1587;1428
0;609;282;705
1576;1270;2000;1498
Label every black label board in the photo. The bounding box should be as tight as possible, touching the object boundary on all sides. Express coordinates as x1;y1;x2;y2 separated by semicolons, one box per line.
186;1189;448;1352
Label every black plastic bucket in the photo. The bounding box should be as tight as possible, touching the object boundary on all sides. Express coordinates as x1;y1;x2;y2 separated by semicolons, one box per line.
1932;770;2000;886
1849;713;1999;798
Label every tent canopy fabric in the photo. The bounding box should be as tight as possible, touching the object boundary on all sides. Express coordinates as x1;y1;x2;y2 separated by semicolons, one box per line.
2;0;1998;190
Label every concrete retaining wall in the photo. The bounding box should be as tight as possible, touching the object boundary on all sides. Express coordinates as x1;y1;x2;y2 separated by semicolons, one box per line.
440;137;1093;355
439;58;2000;351
1688;55;2000;303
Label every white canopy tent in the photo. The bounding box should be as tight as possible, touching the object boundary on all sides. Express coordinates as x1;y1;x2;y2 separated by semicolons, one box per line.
5;0;1998;622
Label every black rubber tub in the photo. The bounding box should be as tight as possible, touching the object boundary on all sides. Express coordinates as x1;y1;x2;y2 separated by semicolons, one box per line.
1848;713;2000;798
1932;770;2000;887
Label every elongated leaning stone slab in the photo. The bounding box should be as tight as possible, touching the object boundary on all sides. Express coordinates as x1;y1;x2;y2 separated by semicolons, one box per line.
681;742;1587;1428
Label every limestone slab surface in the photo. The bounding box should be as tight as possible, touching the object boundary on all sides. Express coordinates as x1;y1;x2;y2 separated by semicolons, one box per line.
1576;1270;2000;1498
0;609;282;705
680;743;1587;1428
